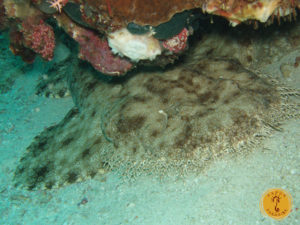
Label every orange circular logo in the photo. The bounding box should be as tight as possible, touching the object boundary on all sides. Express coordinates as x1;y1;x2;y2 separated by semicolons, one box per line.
260;188;292;220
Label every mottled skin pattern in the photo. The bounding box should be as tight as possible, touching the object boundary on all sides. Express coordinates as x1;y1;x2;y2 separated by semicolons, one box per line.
14;53;298;190
35;59;72;98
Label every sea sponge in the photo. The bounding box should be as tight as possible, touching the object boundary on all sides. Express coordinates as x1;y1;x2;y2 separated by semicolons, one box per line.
108;28;162;62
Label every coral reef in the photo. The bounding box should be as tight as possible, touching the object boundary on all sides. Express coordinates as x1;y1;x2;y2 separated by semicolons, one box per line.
21;18;55;61
204;0;294;25
1;0;299;75
162;28;189;53
75;28;133;75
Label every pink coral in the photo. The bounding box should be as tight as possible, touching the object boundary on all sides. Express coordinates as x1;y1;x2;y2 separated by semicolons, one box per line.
21;19;55;61
53;13;132;75
162;28;189;53
74;28;132;75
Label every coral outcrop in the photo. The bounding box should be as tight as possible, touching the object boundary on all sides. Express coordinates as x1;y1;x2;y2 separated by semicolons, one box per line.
21;18;55;61
1;0;299;75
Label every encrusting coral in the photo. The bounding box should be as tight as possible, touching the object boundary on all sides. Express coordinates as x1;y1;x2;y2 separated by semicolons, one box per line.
1;0;300;75
21;18;55;61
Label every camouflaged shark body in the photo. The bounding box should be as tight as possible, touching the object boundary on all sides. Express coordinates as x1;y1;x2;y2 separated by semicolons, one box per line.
14;55;298;190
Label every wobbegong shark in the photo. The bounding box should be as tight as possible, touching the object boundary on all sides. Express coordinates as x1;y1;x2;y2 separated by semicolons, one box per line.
14;54;299;190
